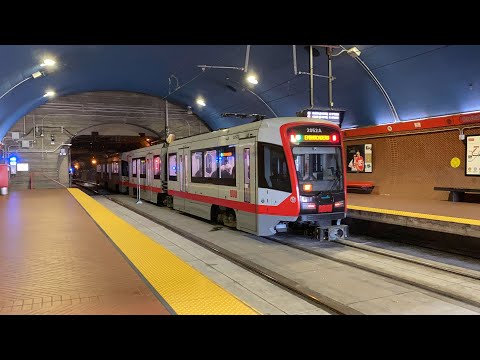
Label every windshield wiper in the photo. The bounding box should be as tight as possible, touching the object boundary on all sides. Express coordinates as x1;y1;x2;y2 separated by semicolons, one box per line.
328;169;342;192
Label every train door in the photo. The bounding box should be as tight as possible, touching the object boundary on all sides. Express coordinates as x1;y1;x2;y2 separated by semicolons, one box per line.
145;153;154;202
174;147;188;211
132;158;139;197
127;155;133;196
237;139;257;233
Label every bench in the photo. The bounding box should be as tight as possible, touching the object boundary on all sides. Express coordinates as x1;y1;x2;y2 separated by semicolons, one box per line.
433;187;480;202
347;181;375;194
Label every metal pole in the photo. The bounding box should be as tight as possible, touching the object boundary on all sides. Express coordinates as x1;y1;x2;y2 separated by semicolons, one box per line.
244;45;251;73
309;45;314;108
165;99;169;141
327;47;333;109
292;45;298;75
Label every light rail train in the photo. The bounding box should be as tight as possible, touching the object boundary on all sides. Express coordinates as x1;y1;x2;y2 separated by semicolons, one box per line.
93;117;347;237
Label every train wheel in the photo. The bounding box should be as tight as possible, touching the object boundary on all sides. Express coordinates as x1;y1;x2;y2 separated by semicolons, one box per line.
210;205;220;224
157;194;167;207
223;208;237;228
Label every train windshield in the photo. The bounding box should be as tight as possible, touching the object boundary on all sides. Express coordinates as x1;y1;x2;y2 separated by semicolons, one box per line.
292;146;343;193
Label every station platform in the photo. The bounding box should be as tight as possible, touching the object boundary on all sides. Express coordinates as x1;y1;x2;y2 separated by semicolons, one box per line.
0;189;257;315
347;193;480;238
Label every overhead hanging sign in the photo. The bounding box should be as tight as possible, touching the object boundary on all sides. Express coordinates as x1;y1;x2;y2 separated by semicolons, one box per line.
298;108;346;127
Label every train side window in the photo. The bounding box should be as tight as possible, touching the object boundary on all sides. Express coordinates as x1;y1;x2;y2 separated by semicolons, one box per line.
218;146;236;186
169;153;177;181
191;151;203;181
132;158;137;177
122;160;129;177
154;156;161;179
113;162;119;174
204;150;218;179
258;142;291;193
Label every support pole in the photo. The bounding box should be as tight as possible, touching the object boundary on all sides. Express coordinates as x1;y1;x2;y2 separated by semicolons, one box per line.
309;45;314;108
327;47;334;109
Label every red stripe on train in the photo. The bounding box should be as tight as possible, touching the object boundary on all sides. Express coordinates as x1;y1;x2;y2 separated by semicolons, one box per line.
120;182;163;193
168;189;299;216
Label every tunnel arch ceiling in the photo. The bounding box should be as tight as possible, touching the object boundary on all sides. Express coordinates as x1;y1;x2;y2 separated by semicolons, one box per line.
74;123;159;138
5;90;210;161
2;45;480;139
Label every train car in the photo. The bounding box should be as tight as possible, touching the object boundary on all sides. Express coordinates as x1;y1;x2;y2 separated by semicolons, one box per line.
105;153;130;194
125;144;169;205
93;153;129;194
126;117;347;237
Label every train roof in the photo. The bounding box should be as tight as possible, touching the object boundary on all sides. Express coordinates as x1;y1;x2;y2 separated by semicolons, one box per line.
170;117;340;145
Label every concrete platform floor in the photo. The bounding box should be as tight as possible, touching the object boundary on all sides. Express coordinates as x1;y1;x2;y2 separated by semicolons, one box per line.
0;189;170;315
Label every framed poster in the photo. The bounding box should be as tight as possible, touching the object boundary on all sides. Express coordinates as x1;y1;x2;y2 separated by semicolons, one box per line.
347;144;373;173
16;163;29;171
466;135;480;176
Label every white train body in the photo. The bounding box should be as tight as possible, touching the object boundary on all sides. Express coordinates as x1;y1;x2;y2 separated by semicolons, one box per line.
118;117;346;236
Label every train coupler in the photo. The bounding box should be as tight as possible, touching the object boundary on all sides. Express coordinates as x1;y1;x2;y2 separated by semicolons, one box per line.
314;224;348;241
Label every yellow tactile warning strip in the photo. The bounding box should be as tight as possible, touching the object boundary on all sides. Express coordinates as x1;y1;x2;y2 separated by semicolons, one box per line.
67;188;258;315
348;205;480;226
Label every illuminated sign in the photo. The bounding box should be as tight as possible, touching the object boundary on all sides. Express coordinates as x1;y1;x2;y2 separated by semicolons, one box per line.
221;152;233;157
304;135;330;141
16;163;29;171
298;108;346;127
290;133;339;143
307;111;340;121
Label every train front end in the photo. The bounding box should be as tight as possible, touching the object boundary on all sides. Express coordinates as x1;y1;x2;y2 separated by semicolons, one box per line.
258;119;347;240
286;123;347;236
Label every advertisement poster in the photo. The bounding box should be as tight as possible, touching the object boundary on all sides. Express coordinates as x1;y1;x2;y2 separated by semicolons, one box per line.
347;144;373;173
466;135;480;176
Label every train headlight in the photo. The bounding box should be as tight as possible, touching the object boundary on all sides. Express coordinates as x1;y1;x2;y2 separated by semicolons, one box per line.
303;184;312;192
334;200;345;208
300;196;314;202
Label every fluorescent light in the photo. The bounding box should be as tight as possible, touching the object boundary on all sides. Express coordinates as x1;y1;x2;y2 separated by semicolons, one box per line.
41;58;56;67
43;91;55;97
32;71;43;79
196;98;206;107
246;75;258;85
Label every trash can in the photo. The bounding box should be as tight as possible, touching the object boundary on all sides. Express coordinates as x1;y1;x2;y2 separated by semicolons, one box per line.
0;187;7;196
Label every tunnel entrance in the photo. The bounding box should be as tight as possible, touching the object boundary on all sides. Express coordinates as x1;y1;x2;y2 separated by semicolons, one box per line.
71;127;160;184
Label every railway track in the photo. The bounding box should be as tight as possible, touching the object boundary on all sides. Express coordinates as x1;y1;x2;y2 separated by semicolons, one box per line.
73;180;480;314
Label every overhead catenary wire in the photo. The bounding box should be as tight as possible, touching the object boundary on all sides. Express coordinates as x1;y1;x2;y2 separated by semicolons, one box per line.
339;45;400;123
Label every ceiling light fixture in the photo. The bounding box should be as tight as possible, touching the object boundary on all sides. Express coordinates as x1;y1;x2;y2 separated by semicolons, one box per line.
41;58;56;67
347;47;361;58
43;90;55;97
196;98;206;107
246;74;258;85
32;71;43;79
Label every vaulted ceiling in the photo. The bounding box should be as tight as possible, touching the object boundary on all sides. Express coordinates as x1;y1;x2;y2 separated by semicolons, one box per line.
1;45;479;138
